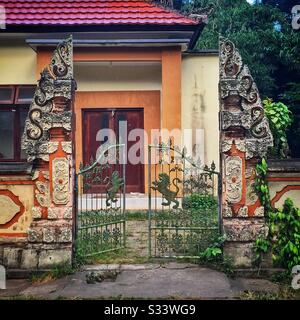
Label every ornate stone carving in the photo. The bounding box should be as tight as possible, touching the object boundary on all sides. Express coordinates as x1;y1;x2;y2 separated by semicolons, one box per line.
22;37;74;162
32;207;42;220
47;208;58;220
52;157;70;205
43;228;55;243
61;141;72;154
48;142;59;154
28;229;41;242
219;38;273;159
222;110;252;130
58;227;72;243
63;207;73;220
42;171;49;180
35;181;50;207
222;138;246;153
254;206;265;217
223;204;233;217
237;206;248;217
32;170;40;181
225;155;243;203
220;38;273;265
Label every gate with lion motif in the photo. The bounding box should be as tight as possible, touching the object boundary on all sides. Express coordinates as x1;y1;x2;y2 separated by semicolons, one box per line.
148;141;221;258
75;144;126;257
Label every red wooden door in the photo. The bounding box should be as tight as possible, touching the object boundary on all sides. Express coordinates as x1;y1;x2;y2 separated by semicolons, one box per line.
83;109;144;193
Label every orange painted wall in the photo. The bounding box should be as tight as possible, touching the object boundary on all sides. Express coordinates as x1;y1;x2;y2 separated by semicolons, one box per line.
162;48;181;132
36;47;162;78
75;91;161;191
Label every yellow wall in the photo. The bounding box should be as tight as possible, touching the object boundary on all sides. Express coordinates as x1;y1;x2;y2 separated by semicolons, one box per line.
181;54;219;169
0;40;36;85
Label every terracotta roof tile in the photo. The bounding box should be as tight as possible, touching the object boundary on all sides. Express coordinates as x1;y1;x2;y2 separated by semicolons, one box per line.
1;0;199;26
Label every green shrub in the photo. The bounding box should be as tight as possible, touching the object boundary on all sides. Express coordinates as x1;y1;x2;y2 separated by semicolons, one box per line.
182;193;218;211
269;198;300;270
263;98;293;158
254;198;300;271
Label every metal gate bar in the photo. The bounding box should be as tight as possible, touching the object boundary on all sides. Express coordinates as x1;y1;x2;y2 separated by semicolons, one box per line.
148;141;221;258
75;144;126;257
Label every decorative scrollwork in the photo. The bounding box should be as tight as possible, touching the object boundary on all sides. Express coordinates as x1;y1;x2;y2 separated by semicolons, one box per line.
219;37;273;158
22;36;74;162
27;109;43;140
250;106;268;138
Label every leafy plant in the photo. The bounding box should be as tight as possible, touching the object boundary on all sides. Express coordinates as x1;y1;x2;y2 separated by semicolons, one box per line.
263;98;293;158
253;235;271;267
200;246;222;261
182;193;218;211
269;198;300;270
255;158;271;211
254;159;300;271
199;235;226;262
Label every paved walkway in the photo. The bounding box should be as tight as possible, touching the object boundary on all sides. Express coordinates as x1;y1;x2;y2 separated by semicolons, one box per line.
0;263;279;300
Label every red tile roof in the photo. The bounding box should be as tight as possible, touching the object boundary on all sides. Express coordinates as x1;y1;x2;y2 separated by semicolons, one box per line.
1;0;199;26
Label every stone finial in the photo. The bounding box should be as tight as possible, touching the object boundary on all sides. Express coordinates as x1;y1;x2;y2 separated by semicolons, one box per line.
21;36;75;162
219;37;273;159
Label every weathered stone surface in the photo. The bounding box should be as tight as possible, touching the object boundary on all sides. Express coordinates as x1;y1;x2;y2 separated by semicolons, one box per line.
0;247;3;264
20;249;38;269
230;277;279;294
223;218;268;242
28;228;42;243
224;242;254;267
3;248;22;269
43;228;55;243
0;265;5;289
38;249;72;268
58;227;72;243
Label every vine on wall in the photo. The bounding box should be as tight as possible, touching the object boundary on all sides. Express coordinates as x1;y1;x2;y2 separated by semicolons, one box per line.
254;159;300;270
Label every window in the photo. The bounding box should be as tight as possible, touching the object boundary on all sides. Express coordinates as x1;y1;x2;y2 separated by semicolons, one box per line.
0;85;35;162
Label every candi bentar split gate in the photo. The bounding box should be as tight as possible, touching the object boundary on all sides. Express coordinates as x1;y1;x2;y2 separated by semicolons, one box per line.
75;141;221;259
0;35;274;270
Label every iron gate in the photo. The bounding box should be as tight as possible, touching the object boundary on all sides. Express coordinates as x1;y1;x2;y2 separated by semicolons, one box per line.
148;141;221;258
75;144;126;257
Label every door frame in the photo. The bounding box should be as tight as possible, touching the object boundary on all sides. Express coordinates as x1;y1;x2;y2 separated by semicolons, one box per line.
75;91;161;194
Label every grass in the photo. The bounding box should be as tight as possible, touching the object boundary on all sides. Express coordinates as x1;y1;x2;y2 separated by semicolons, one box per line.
239;286;300;300
29;263;76;284
126;210;148;221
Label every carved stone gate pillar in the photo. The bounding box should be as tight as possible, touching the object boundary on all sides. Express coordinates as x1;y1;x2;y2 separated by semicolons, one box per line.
22;37;76;268
219;38;273;267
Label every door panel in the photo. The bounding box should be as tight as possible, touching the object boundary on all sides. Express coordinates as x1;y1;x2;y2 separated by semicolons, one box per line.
115;109;144;193
83;109;144;193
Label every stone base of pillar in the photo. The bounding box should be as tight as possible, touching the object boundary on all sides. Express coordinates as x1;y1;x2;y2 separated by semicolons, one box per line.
0;245;72;270
223;242;254;268
223;242;273;268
